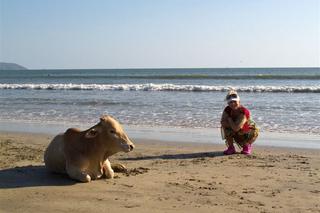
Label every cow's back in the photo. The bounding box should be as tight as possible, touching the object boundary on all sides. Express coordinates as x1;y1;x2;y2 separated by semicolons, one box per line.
44;134;66;173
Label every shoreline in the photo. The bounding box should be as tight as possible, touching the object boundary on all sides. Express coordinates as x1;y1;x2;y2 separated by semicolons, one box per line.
0;120;319;150
0;130;319;153
0;131;319;212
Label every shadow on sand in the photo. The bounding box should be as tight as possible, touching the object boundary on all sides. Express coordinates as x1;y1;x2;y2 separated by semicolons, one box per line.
121;151;225;161
0;165;76;189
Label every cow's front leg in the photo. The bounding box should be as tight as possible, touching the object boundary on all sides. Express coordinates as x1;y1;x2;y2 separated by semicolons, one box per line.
102;159;114;179
66;162;91;182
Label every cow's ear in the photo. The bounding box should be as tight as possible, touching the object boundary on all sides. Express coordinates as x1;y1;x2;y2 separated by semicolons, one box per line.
85;128;98;139
100;115;110;122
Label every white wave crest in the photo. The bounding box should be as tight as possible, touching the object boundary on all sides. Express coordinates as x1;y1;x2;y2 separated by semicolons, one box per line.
0;83;319;93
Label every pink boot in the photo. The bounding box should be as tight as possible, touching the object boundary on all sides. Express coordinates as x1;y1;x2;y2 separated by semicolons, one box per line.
223;145;236;155
241;143;252;155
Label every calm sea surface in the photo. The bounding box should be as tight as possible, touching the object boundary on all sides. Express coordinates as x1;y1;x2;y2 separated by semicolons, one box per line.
0;68;319;147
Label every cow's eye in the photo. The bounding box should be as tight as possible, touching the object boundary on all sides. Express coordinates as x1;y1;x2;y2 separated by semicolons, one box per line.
110;130;116;134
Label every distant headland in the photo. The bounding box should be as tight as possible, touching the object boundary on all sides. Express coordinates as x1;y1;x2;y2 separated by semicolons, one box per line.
0;62;27;70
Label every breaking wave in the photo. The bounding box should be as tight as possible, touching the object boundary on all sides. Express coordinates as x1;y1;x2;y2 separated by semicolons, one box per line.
1;83;320;93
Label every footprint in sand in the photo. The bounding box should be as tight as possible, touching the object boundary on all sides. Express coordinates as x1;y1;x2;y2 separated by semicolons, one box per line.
125;167;150;176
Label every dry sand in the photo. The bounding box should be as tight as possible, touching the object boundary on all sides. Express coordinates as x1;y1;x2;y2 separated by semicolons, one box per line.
0;131;319;213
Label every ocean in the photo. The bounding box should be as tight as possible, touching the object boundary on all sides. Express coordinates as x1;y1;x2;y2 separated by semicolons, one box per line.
0;68;319;148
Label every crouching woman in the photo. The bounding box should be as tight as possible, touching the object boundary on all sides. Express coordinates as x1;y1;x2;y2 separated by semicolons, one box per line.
221;90;259;155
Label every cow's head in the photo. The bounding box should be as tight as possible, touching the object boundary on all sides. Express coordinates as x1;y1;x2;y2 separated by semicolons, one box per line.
85;115;135;154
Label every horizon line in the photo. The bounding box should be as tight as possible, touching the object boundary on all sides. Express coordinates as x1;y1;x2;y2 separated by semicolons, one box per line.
15;66;320;70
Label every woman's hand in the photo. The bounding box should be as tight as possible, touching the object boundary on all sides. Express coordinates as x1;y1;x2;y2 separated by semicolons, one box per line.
228;114;246;132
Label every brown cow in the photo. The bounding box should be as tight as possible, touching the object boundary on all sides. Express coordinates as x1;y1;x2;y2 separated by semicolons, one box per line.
44;115;135;182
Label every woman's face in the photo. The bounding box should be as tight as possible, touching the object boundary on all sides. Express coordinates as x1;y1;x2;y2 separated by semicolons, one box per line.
228;100;240;110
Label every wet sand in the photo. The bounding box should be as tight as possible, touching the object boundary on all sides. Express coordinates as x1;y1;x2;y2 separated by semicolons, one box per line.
0;131;319;213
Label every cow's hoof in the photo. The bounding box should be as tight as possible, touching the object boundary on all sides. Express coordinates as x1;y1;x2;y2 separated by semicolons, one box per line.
105;170;115;179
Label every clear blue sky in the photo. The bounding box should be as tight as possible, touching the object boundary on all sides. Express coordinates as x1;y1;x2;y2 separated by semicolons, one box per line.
0;0;319;69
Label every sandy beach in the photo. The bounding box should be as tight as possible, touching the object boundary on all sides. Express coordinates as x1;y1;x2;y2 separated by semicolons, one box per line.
0;131;319;213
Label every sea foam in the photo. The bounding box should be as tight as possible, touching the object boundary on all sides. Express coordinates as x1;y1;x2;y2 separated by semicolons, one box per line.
0;83;320;93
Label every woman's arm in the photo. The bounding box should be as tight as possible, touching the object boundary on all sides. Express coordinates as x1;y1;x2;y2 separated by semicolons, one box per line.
220;111;230;128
